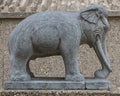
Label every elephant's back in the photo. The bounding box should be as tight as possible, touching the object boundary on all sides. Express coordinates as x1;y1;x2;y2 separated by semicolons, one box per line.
10;11;78;34
8;11;79;51
16;11;67;27
9;11;78;40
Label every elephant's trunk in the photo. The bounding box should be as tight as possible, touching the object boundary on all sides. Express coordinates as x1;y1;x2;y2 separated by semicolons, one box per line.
93;35;112;78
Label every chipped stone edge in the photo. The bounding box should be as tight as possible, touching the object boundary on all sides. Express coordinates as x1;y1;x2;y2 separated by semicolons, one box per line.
0;10;119;19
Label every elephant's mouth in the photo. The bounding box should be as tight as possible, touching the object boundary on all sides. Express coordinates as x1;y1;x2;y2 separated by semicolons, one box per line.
93;35;112;72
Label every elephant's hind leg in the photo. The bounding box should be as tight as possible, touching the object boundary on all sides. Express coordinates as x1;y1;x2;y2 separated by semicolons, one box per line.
10;55;31;81
26;60;35;78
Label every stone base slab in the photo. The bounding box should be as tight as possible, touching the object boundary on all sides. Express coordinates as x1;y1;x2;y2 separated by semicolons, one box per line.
85;79;111;90
4;78;110;90
1;90;117;96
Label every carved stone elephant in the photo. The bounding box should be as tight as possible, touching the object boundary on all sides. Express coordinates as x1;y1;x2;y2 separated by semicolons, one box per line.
8;4;112;81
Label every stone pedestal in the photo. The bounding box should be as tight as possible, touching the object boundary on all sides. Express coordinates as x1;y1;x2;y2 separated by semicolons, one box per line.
85;78;111;90
4;77;110;90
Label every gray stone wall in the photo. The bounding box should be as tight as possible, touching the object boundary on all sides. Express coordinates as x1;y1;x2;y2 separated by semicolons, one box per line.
0;0;119;12
0;0;119;94
0;16;120;93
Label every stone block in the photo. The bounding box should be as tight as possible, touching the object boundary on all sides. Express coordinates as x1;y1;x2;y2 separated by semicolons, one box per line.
4;78;110;90
86;78;111;90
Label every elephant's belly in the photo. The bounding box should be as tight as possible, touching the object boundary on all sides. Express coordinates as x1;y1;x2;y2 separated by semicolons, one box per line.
31;50;60;59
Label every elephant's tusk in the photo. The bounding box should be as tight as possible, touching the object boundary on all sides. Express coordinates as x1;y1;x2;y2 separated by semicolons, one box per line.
95;36;112;72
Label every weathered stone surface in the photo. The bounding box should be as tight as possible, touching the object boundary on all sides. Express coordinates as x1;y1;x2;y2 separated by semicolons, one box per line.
2;19;23;83
0;3;118;92
6;5;111;85
0;20;3;90
86;78;110;90
109;11;120;17
0;90;119;96
0;10;119;19
0;0;119;13
4;79;85;90
0;0;118;95
4;78;110;90
1;17;120;93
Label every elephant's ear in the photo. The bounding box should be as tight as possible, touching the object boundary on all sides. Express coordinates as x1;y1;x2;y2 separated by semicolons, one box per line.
80;10;99;24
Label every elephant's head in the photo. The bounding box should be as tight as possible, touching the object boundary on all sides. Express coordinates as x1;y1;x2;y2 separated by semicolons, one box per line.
80;4;112;78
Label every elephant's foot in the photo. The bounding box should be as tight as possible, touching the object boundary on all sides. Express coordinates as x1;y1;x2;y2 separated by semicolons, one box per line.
94;69;111;79
65;74;85;82
10;73;31;81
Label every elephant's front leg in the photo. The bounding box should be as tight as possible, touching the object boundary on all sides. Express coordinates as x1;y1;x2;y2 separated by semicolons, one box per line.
94;64;111;79
60;41;84;82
